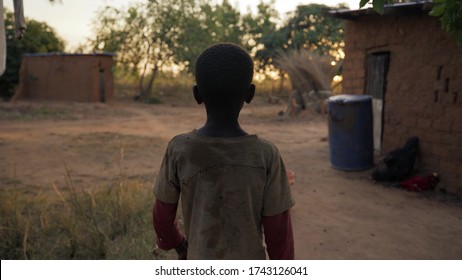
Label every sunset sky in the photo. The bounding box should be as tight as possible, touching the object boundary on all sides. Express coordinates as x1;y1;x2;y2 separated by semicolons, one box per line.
3;0;360;51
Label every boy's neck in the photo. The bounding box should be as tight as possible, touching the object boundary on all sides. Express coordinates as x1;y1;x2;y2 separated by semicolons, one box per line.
197;110;248;138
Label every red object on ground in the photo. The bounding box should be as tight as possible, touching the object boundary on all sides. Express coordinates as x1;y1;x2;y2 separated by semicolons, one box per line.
400;173;439;192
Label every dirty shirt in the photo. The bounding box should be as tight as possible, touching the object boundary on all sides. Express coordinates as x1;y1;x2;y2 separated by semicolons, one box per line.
153;130;295;260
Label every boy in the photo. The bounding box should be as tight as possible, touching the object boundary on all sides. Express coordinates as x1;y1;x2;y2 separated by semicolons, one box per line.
152;43;295;260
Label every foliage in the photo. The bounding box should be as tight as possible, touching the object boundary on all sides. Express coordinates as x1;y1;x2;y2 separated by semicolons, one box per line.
241;0;281;72
239;2;345;94
90;0;248;99
360;0;462;44
281;4;346;56
89;1;176;101
175;0;244;72
0;10;65;100
429;0;462;44
89;1;347;95
249;3;345;79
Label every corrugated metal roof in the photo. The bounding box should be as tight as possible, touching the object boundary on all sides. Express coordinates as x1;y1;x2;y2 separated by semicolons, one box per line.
327;1;434;20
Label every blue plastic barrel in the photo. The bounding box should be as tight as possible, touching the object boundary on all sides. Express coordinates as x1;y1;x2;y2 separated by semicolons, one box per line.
328;94;373;170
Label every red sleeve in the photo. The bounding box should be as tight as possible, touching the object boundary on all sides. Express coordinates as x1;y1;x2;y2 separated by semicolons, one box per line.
152;199;185;250
262;210;294;260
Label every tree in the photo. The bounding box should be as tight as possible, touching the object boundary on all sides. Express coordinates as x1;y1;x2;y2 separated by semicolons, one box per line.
254;3;346;72
89;0;247;100
171;0;209;72
359;0;462;44
0;10;65;100
89;1;180;101
245;3;345;90
241;0;281;72
175;0;244;72
278;4;346;59
88;1;347;100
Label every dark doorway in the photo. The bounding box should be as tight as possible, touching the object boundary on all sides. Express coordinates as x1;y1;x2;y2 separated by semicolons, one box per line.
366;52;390;152
99;63;106;102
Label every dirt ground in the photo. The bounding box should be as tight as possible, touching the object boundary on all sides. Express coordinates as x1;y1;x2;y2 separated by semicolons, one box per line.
1;98;462;259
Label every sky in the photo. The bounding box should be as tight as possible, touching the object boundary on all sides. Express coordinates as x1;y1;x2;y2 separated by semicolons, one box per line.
3;0;360;51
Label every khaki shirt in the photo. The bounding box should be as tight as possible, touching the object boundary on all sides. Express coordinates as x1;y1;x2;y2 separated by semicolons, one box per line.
153;130;295;259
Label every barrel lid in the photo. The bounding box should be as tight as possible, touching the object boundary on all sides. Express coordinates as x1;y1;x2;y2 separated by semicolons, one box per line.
328;94;371;103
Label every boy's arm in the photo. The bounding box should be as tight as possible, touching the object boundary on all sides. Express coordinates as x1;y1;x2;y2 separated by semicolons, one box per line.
262;209;294;260
152;199;185;251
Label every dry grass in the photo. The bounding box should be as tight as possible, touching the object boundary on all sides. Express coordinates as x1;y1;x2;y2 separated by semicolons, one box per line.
0;168;171;260
114;72;195;105
275;50;337;98
114;70;292;106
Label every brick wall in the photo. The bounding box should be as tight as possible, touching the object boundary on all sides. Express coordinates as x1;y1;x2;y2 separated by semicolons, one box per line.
342;14;462;194
14;54;114;103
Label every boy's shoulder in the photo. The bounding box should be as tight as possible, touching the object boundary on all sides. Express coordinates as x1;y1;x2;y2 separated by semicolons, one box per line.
169;131;196;143
168;130;279;152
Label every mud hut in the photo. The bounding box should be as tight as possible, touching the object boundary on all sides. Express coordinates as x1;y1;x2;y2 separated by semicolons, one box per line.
14;53;114;102
329;2;462;194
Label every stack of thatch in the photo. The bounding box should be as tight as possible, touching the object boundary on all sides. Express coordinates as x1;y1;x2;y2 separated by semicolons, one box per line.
275;50;338;114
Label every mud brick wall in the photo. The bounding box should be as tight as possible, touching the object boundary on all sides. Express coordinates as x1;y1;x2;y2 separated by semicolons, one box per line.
342;14;462;194
14;54;114;103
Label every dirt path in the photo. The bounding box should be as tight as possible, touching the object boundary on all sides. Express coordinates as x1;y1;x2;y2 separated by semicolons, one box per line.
1;100;461;259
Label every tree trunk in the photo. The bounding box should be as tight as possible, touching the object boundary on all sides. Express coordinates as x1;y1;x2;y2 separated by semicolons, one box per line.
278;70;285;95
138;65;158;102
136;41;157;102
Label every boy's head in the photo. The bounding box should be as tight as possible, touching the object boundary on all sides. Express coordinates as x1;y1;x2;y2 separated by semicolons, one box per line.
194;43;255;111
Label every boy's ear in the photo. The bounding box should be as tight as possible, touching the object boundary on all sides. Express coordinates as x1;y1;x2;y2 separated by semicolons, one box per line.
193;85;203;104
244;84;256;104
